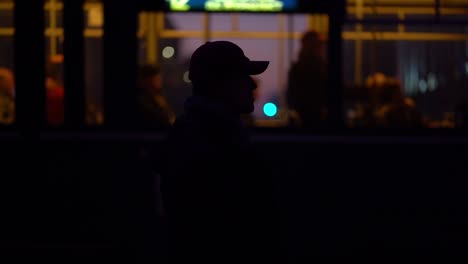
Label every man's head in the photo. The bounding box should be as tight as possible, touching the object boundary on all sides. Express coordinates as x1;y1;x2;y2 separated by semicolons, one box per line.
188;41;269;114
138;65;162;93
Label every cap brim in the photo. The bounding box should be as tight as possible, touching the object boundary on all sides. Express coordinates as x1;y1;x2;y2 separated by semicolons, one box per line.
247;61;269;75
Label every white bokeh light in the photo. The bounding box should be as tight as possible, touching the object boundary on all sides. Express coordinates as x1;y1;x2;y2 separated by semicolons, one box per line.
427;73;438;92
418;79;428;93
162;46;175;59
183;71;191;83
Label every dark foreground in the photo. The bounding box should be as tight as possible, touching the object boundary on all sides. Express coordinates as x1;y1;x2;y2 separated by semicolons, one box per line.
1;130;468;260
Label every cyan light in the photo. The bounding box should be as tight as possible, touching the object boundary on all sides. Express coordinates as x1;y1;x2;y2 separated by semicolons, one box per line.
263;102;277;117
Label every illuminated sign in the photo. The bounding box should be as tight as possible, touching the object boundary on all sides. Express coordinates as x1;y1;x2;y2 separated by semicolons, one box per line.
166;0;299;12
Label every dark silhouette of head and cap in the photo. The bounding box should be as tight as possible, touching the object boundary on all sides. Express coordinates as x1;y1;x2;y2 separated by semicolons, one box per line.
188;41;269;114
164;41;284;263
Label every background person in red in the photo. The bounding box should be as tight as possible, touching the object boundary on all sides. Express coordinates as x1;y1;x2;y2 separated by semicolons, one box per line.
46;55;65;125
0;67;15;124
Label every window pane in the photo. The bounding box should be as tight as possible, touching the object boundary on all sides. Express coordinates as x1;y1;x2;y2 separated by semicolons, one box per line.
45;0;64;126
209;13;232;31
137;13;328;130
158;37;198;119
440;0;468;7
238;14;279;32
43;0;105;127
343;24;468;128
186;14;324;129
284;15;329;129
0;9;13;28
405;21;467;33
45;2;63;29
85;37;104;125
137;39;198;128
347;0;468;24
165;13;203;31
0;1;14;126
84;0;104;125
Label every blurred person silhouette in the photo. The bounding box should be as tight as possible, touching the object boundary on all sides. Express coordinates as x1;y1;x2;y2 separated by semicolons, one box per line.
46;56;65;125
343;83;368;128
0;67;15;124
287;30;328;128
162;41;285;263
355;72;388;127
374;76;423;128
137;64;175;128
365;72;387;108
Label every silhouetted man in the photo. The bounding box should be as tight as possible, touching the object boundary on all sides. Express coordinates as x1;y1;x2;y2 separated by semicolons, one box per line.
162;41;284;263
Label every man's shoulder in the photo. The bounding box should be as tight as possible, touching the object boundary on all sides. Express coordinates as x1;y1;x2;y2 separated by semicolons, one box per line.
168;113;245;158
169;115;216;147
170;114;202;138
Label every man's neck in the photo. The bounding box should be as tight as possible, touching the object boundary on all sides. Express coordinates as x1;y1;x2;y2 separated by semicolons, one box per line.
186;95;240;120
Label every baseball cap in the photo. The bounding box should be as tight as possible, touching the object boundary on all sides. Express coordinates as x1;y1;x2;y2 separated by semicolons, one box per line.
188;41;269;82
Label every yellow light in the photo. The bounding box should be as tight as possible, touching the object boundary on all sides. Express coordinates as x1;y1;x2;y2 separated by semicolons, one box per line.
88;6;103;27
205;0;284;12
162;46;175;59
167;0;190;11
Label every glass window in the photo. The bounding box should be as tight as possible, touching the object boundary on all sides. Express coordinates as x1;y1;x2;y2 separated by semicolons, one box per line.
347;0;468;24
45;0;65;127
84;36;104;126
137;12;328;129
0;9;13;28
209;13;232;31
441;0;468;7
137;32;202;128
284;17;329;129
343;0;468;129
0;0;14;126
43;0;106;127
343;23;468;129
84;0;104;125
238;14;280;32
45;0;63;29
165;13;204;31
158;37;198;118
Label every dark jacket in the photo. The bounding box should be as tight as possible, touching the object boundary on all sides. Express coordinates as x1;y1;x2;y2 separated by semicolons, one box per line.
162;96;283;263
287;55;328;127
137;90;174;128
